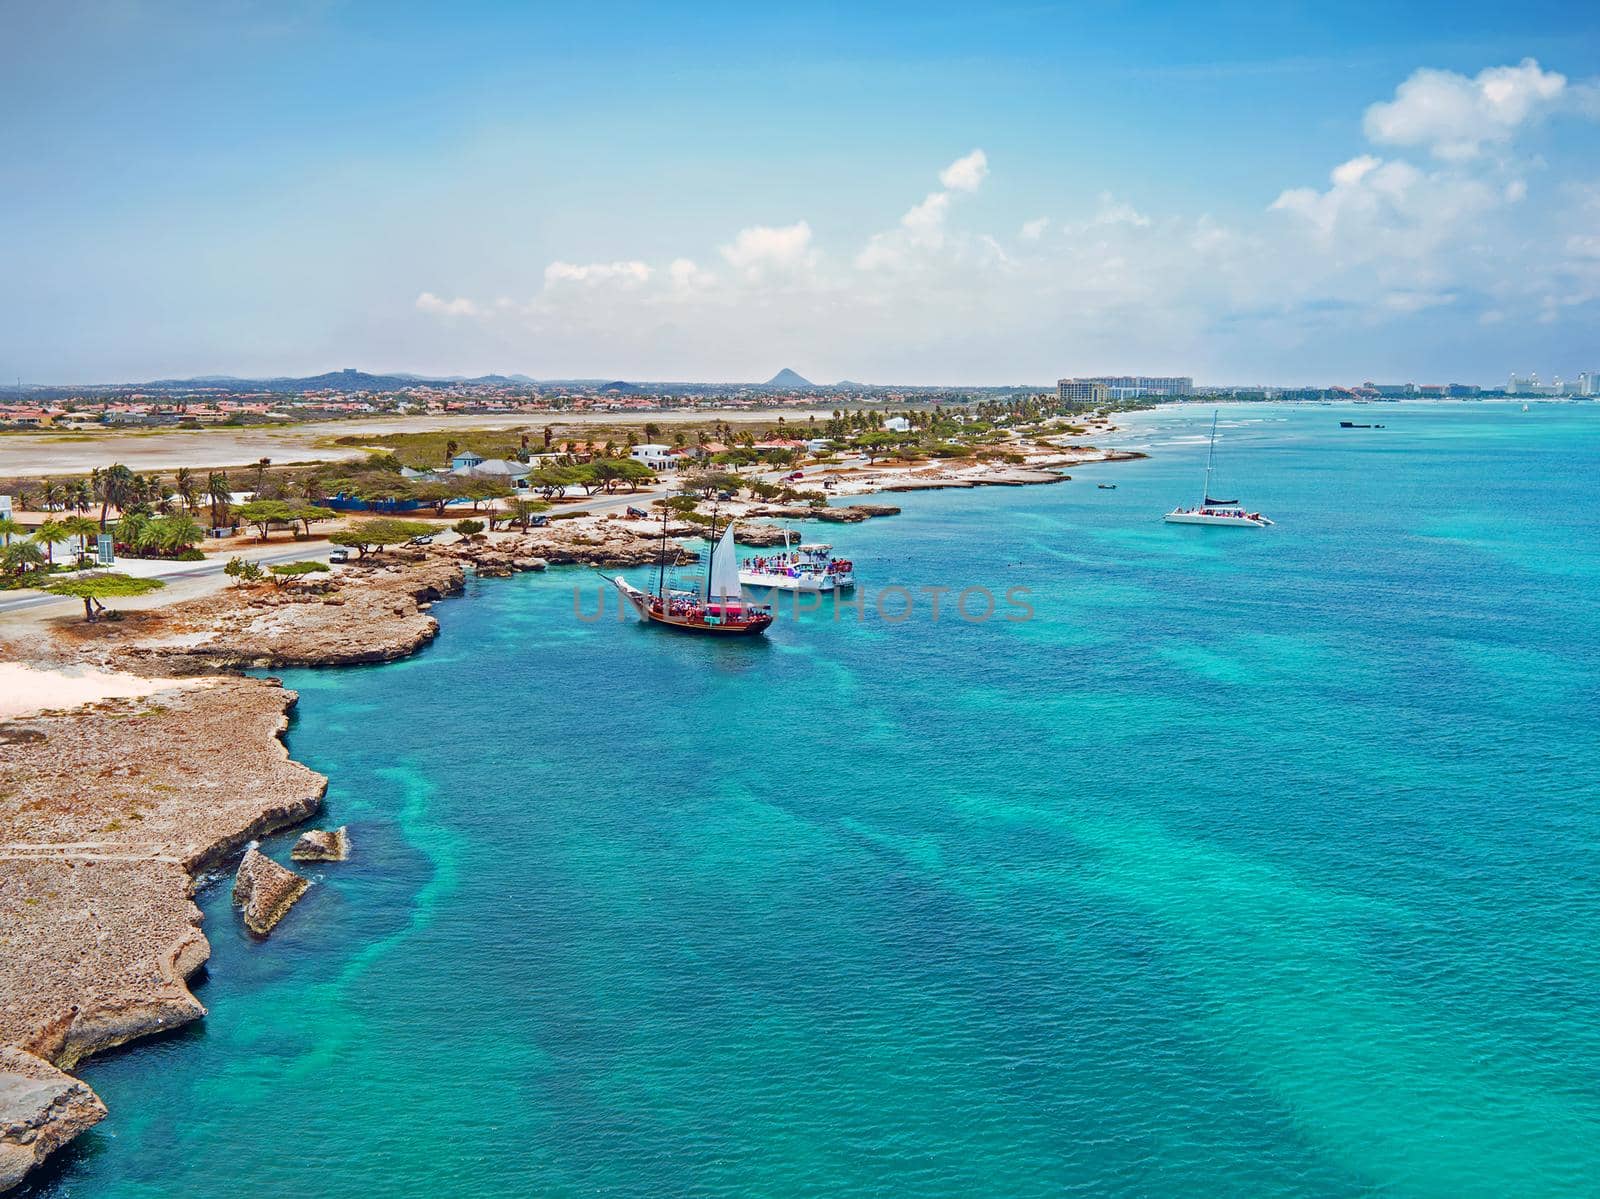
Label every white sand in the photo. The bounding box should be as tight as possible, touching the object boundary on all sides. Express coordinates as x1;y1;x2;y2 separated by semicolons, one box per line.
0;663;204;720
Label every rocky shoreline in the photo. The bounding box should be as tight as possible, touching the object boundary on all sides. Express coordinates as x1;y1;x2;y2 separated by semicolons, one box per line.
0;441;1134;1189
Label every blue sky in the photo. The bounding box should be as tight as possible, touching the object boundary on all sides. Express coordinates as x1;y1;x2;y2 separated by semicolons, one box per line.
4;1;1599;385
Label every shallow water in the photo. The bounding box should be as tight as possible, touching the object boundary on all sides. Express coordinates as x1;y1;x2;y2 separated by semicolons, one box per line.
32;402;1600;1197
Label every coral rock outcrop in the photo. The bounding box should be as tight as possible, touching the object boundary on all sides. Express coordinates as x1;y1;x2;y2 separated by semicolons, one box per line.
0;1047;107;1193
233;848;309;936
291;826;349;862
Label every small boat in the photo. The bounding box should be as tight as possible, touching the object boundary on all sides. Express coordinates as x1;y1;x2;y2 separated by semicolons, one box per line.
609;505;773;635
1165;411;1273;528
739;533;854;592
1097;483;1117;489
1340;421;1371;428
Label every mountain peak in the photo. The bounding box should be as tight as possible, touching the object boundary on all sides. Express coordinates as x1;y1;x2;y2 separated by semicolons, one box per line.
763;368;814;388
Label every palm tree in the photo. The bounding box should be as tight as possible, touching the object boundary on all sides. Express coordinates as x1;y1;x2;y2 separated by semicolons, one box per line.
32;519;67;566
67;479;90;514
445;439;459;466
253;457;272;494
206;472;231;528
115;512;155;555
0;516;19;546
39;479;61;512
93;463;135;530
175;467;198;513
155;513;204;556
2;540;45;577
60;515;100;563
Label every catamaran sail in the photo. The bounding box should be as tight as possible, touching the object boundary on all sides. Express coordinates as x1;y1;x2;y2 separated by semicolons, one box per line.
706;521;742;604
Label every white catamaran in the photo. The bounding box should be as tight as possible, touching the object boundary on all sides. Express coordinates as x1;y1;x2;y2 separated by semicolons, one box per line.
738;532;855;592
1164;411;1274;528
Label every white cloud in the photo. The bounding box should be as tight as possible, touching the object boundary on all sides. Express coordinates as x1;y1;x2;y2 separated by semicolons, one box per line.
407;77;1600;381
543;260;652;286
667;257;714;292
939;149;988;192
1094;192;1151;227
1331;154;1382;187
901;192;951;244
1363;59;1567;160
719;221;816;280
415;291;481;317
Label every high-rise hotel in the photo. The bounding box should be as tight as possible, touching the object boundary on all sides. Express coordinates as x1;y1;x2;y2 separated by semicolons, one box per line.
1057;375;1193;407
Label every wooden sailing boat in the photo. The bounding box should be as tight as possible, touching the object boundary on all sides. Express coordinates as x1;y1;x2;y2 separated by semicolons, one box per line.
609;502;774;635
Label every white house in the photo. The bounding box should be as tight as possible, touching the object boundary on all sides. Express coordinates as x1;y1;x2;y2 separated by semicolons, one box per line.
630;444;675;470
883;416;911;433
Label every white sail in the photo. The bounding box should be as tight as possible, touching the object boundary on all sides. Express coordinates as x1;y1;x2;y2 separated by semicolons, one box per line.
708;521;743;602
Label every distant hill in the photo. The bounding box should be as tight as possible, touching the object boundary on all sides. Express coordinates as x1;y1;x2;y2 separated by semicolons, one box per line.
764;368;814;388
137;368;541;393
834;380;866;390
600;380;642;393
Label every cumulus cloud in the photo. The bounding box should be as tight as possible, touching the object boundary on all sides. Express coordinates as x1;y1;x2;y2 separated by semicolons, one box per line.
543;260;652;286
414;292;480;317
1094;192;1151;227
1363;58;1567;159
719;221;816;280
939;149;988;192
411;67;1600;380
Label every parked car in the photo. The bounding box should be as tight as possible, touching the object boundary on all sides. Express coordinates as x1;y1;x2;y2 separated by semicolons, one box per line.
407;534;434;545
329;549;350;563
625;506;648;519
784;471;805;482
529;515;549;527
717;490;735;501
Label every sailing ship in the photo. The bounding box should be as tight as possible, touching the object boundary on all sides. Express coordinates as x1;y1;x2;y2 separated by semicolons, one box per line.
739;532;855;592
609;504;774;635
1164;411;1274;528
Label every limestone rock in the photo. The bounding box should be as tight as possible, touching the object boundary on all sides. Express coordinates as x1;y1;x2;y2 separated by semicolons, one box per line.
747;504;901;523
290;826;349;862
0;1047;106;1193
733;523;789;547
233;848;309;935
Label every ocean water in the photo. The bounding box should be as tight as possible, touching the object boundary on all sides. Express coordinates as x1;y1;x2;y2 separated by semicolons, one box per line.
28;402;1600;1198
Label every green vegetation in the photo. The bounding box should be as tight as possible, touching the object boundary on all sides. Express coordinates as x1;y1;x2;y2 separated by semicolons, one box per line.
112;512;206;557
327;518;435;556
268;560;332;587
224;556;264;586
452;519;485;537
328;428;540;469
232;500;337;542
44;572;165;621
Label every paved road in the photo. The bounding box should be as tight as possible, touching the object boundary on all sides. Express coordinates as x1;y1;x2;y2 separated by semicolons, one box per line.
0;546;331;616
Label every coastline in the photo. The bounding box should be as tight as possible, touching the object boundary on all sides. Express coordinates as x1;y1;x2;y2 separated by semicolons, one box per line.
0;430;1135;1190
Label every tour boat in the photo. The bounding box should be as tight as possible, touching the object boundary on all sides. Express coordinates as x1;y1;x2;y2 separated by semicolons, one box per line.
609;507;773;635
739;533;855;592
1164;411;1274;528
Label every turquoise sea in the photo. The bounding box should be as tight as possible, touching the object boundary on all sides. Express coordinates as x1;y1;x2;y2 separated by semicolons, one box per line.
29;402;1600;1197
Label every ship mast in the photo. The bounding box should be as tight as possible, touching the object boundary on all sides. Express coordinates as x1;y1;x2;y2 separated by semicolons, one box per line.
1203;409;1218;504
656;501;669;598
703;494;720;604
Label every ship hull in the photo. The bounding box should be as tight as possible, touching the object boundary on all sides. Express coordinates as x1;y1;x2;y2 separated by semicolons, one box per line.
1164;511;1273;527
611;576;773;635
737;571;854;593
